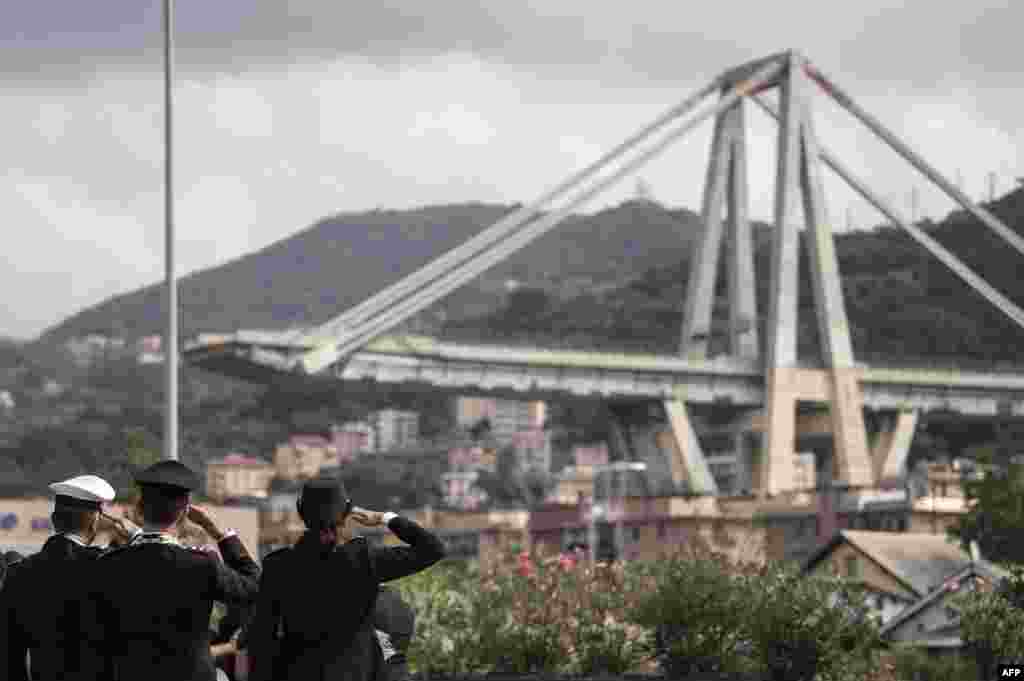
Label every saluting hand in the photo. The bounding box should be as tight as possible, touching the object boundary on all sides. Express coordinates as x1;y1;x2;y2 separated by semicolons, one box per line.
99;511;139;540
349;507;386;527
187;505;225;541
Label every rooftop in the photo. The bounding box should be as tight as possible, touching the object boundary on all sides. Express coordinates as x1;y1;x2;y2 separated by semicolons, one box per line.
804;530;979;598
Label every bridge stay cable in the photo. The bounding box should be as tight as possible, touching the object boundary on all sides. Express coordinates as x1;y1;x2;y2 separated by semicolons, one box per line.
751;93;1024;333
295;60;786;375
804;64;1024;259
300;79;725;345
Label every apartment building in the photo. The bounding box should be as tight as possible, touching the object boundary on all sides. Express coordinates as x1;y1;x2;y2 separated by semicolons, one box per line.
205;453;276;502
371;409;419;451
453;397;545;443
273;434;341;481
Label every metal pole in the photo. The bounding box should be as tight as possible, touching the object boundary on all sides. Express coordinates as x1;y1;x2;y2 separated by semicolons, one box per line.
588;471;598;565
163;0;178;461
615;468;625;561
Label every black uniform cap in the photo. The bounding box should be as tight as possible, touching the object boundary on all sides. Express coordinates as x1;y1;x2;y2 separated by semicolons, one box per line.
135;460;201;493
297;476;351;528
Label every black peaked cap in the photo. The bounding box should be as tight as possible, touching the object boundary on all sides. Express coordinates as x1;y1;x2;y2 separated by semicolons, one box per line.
298;476;350;526
135;460;201;493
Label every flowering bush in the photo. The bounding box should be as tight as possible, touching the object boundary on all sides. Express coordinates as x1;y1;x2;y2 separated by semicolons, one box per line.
391;548;881;678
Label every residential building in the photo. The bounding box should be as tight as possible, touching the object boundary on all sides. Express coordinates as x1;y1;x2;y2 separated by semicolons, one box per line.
880;560;1007;651
453;397;544;443
513;428;552;473
371;409;419;451
137;335;165;364
64;335;126;368
273;434;340;481
205;453;276;501
331;422;375;460
802;530;987;625
441;471;488;510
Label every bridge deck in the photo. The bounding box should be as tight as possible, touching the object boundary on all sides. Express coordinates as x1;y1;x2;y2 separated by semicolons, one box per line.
184;332;1024;416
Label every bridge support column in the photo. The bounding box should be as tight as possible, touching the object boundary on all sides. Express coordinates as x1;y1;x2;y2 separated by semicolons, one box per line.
763;370;799;496
663;400;718;495
871;409;919;483
605;402;717;496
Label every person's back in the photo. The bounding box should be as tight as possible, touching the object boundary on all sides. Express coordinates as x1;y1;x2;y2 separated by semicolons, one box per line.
248;477;445;681
0;475;138;681
90;461;260;681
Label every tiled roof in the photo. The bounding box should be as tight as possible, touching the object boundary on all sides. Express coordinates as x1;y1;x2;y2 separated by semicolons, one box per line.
879;560;1009;638
210;453;271;466
803;530;978;598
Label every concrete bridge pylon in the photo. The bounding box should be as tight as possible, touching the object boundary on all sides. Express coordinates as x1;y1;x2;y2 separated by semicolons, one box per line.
680;51;874;496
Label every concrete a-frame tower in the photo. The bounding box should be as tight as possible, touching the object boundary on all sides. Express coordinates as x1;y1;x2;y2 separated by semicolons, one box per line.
679;51;872;496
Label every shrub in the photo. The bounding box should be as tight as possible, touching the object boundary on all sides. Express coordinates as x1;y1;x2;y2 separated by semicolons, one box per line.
887;646;975;681
743;566;881;681
630;549;757;675
959;584;1024;679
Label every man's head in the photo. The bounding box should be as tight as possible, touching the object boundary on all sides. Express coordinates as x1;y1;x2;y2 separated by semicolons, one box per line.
48;475;116;543
297;476;352;545
134;461;201;529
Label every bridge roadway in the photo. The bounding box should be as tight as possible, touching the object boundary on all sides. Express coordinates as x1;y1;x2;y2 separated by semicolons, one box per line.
184;331;1024;417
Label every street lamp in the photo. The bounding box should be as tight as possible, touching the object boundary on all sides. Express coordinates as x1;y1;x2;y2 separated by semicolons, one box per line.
162;0;178;460
588;461;647;563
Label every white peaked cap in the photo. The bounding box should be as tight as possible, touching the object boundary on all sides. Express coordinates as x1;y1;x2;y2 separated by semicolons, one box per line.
49;475;116;504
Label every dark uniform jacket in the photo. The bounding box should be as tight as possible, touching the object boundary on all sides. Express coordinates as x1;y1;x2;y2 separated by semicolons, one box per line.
248;516;445;681
89;532;260;681
0;535;109;681
373;587;416;681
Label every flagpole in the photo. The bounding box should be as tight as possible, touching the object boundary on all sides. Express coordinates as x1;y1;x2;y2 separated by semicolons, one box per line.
163;0;179;461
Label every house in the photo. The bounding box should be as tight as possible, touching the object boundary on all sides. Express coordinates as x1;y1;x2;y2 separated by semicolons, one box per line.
802;530;986;625
205;453;276;501
879;559;1008;651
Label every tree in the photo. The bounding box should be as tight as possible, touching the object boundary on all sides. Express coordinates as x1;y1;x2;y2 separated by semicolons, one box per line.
949;453;1024;563
125;427;161;470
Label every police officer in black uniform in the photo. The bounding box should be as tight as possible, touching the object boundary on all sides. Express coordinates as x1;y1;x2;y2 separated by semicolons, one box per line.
89;461;260;681
0;474;140;681
248;476;446;681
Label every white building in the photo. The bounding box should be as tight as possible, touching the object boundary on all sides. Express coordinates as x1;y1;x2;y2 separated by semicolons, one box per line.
453;397;545;443
371;410;419;451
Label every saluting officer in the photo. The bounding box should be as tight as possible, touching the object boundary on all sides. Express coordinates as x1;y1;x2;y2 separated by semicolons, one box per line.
89;460;260;681
247;476;446;681
0;474;140;681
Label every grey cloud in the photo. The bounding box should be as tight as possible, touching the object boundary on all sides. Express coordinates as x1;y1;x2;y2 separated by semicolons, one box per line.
2;1;1021;97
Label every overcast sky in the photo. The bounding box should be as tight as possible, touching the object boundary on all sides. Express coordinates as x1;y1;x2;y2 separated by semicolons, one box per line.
1;1;1021;339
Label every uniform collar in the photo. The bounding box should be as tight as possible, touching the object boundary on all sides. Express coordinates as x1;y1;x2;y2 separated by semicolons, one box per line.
59;533;91;547
134;528;180;546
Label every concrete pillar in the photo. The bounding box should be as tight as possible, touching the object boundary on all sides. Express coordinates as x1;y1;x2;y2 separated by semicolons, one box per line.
872;409;919;482
763;369;799;496
664;400;718;495
680;105;732;359
724;100;760;360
